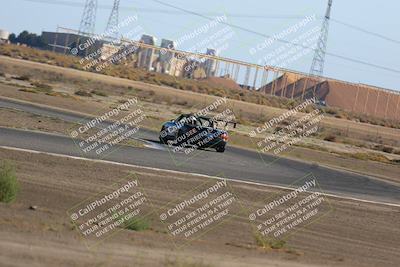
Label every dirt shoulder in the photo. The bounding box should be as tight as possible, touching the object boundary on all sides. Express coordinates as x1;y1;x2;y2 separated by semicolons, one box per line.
0;147;399;267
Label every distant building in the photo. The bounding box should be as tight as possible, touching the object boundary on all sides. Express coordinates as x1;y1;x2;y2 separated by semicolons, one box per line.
0;29;10;44
169;51;187;77
203;48;217;77
136;34;157;71
159;39;176;74
259;72;400;121
182;58;207;79
41;31;106;56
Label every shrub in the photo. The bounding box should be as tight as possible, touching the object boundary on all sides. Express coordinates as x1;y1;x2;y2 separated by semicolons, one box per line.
374;145;395;154
350;152;389;163
74;90;92;97
124;216;150;231
31;81;53;93
0;161;19;203
19;88;38;93
382;146;394;154
90;90;108;97
323;134;337;142
324;108;338;115
334;113;344;119
254;231;285;249
172;99;188;106
14;74;31;81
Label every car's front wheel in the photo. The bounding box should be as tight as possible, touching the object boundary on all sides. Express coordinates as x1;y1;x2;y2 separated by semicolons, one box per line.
159;126;169;144
159;136;167;144
216;146;225;153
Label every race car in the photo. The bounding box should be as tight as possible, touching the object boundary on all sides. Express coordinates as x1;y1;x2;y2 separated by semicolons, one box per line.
159;114;234;153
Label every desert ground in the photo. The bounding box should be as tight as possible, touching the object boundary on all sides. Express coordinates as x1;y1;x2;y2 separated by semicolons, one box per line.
1;147;399;267
1;53;400;267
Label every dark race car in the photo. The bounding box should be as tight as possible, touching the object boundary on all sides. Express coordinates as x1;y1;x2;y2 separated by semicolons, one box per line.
159;114;235;153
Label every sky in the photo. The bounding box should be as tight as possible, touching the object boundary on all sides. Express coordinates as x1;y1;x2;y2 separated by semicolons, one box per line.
1;0;399;91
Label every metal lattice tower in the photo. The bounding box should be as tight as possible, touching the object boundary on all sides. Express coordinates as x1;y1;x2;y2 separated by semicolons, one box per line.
105;0;121;39
310;0;333;76
78;0;98;36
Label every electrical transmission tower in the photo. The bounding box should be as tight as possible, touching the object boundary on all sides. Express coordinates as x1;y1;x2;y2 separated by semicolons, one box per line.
310;0;333;76
105;0;121;39
78;0;98;36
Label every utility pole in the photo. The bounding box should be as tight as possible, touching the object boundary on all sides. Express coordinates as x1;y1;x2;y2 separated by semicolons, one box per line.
310;0;333;76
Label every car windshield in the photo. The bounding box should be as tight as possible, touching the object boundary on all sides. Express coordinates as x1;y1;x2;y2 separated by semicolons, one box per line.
198;117;214;128
175;115;190;125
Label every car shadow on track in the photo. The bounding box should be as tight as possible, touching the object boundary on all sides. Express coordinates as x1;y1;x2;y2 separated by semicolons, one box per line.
142;138;219;153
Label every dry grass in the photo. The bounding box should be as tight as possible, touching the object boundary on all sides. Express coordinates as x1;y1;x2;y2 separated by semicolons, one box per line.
253;231;286;250
2;44;399;130
0;44;302;110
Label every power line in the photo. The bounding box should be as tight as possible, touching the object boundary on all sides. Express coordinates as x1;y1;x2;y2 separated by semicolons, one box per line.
20;0;307;19
150;0;400;75
19;0;400;41
17;0;400;74
20;0;400;44
331;18;400;45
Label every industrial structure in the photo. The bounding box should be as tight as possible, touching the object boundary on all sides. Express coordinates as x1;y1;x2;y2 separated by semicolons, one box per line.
136;34;157;71
310;0;333;76
39;25;400;122
30;0;399;122
204;49;217;77
159;39;176;74
78;0;98;36
42;27;106;56
0;29;10;44
259;73;400;121
105;0;121;39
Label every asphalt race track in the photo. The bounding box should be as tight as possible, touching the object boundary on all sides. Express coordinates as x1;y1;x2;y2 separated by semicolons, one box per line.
1;97;399;204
